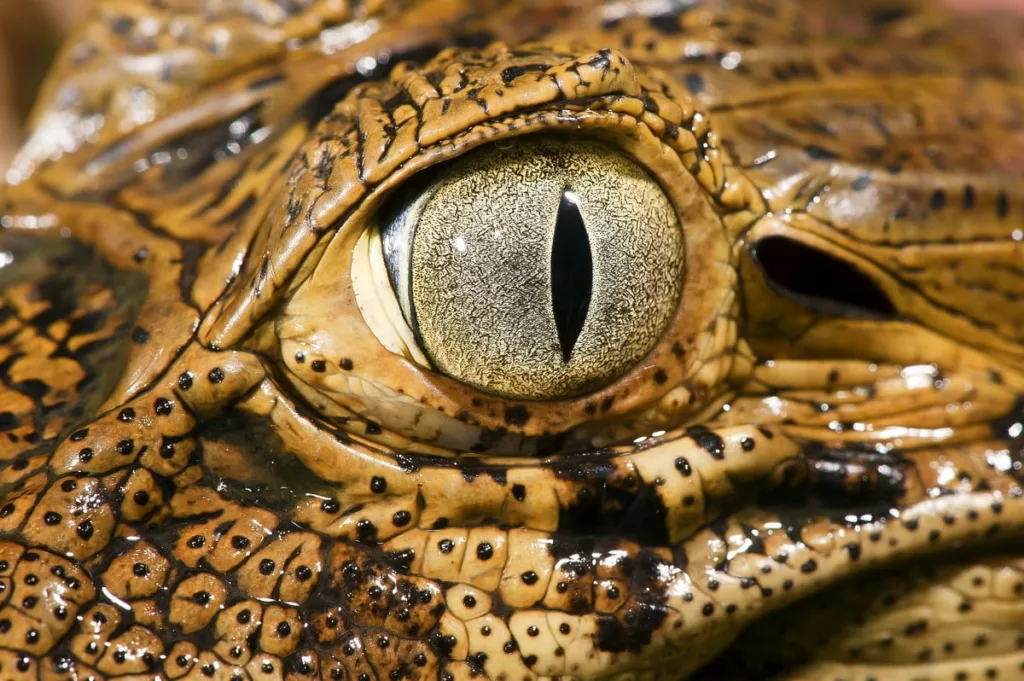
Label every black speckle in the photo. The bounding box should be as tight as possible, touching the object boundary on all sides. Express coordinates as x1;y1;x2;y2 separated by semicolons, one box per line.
996;190;1009;218
370;476;387;493
76;520;94;540
653;369;668;384
504;406;530;427
154;397;173;416
356;519;378;543
805;144;837;160
131;326;150;344
340;358;354;370
476;542;494;560
178;373;193;390
311;360;327;372
208;368;225;384
511;484;526;502
684;72;704;94
686;426;725;460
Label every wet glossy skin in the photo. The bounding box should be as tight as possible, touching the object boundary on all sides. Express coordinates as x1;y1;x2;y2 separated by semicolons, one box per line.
0;1;1023;680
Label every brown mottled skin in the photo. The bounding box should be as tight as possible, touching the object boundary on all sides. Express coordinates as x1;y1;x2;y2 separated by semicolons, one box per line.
0;1;1022;680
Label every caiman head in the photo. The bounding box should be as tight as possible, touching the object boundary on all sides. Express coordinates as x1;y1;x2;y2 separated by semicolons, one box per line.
0;1;1021;679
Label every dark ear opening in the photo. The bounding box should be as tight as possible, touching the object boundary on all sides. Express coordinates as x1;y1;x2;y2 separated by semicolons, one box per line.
752;236;897;319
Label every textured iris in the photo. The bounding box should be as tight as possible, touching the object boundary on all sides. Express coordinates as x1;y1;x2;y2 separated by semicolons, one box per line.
380;137;684;400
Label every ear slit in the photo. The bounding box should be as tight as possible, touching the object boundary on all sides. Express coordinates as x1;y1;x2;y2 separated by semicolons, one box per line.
752;236;897;319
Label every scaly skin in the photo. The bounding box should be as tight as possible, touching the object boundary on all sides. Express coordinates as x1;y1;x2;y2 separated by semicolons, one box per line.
0;1;1022;680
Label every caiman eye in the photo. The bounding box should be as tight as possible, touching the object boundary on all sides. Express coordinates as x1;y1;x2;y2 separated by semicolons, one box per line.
376;138;684;400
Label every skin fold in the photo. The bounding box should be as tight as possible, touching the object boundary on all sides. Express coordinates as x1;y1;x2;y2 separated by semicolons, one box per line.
0;1;1021;680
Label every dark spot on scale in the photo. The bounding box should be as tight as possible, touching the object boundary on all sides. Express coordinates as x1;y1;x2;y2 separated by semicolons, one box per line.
178;373;193;390
340;358;354;370
904;620;927;636
356;519;377;543
365;422;382;435
504;406;530;427
996;190;1009;218
805;144;837;160
851;173;871;191
511;484;526;501
653;369;668;384
930;189;946;211
686;426;725;460
131;326;150;344
476;542;494;560
500;63;550;86
370;476;387;493
208;368;225;383
684;72;704;94
674;457;692;476
311;360;327;372
76;520;94;540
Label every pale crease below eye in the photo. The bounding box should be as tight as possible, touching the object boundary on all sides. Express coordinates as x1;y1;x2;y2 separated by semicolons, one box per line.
378;137;685;401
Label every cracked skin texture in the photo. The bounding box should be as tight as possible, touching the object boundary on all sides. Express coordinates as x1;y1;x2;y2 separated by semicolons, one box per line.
0;0;1023;680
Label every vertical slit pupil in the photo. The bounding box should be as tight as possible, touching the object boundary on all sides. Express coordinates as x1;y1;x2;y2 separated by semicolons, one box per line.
551;190;593;363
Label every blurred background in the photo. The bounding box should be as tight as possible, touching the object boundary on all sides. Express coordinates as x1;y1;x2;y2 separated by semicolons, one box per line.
0;0;1019;170
0;0;87;168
